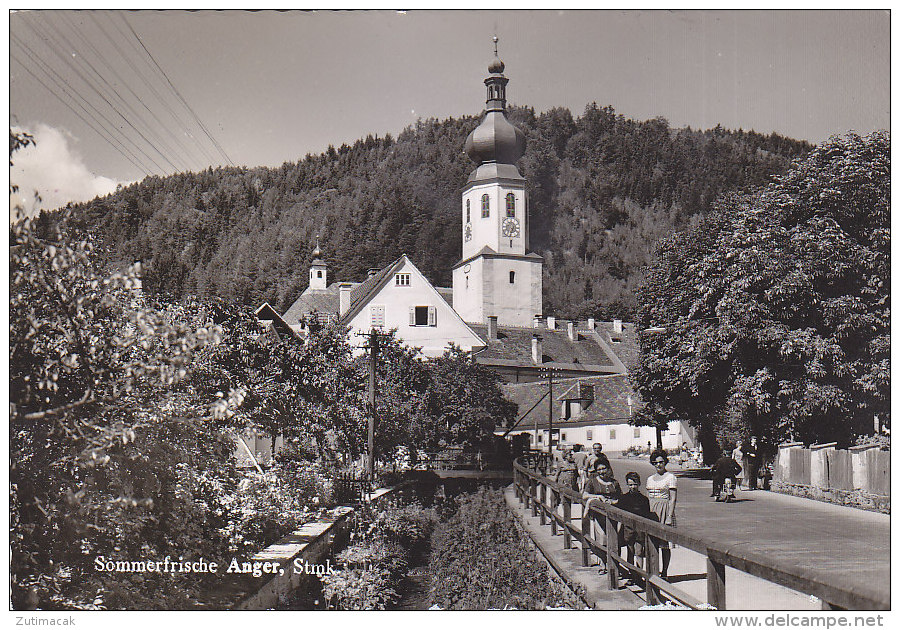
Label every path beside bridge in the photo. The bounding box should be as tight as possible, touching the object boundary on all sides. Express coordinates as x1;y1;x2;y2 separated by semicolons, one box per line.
506;457;889;610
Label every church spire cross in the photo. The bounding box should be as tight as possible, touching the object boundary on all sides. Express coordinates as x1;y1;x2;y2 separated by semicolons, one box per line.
493;35;499;56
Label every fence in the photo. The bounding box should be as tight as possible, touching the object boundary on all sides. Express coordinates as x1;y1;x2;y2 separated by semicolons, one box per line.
775;443;890;497
512;458;888;611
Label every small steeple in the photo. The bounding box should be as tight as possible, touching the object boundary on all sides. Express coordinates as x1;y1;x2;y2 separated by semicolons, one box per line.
309;236;327;291
485;35;508;111
464;36;525;168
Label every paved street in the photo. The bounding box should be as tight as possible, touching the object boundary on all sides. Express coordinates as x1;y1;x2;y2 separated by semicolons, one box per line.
603;457;890;609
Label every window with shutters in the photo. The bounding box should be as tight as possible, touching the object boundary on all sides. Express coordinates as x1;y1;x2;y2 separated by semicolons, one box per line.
370;305;385;328
609;428;616;440
506;192;515;217
586;430;592;441
634;427;641;438
409;305;436;327
395;273;410;286
481;194;490;218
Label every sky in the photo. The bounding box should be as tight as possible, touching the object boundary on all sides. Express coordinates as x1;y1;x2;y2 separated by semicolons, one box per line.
8;9;891;214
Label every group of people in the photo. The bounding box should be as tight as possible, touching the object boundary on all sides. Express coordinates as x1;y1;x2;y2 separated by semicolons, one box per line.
551;443;677;580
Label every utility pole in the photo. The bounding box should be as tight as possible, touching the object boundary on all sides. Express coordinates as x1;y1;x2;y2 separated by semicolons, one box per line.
540;365;558;456
367;329;378;479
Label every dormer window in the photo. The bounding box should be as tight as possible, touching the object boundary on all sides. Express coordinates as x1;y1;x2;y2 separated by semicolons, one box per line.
506;193;515;217
481;194;490;218
395;273;410;286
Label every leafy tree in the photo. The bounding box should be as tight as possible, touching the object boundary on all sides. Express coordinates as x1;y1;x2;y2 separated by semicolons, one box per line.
424;346;518;449
632;131;889;457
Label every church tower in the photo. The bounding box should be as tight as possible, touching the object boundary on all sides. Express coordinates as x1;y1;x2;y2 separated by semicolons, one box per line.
452;38;542;327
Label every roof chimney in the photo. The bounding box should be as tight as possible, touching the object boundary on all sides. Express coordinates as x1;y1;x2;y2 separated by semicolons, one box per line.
531;334;543;364
533;314;544;328
613;319;623;334
487;315;498;341
567;321;576;342
547;316;556;330
339;283;353;316
587;318;595;330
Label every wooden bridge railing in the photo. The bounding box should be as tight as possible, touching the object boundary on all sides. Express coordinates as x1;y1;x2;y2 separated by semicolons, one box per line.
513;458;888;611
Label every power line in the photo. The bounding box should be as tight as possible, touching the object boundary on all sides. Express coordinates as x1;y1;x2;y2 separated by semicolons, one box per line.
39;12;193;173
25;13;179;173
55;11;199;173
90;11;222;169
16;18;170;174
10;52;150;177
10;37;155;177
119;11;235;167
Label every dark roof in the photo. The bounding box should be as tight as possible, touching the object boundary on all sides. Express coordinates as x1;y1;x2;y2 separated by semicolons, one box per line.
282;283;347;324
453;245;543;270
436;287;453;308
340;256;408;324
595;321;640;371
254;302;297;339
503;374;642;431
470;324;617;369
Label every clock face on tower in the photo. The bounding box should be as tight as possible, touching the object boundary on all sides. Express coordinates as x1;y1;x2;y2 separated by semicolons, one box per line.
501;217;520;238
464;223;473;242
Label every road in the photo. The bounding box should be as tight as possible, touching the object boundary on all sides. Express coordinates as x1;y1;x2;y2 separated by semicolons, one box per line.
601;457;890;609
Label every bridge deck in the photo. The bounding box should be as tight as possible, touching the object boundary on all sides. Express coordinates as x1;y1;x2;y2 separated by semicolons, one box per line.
508;457;890;610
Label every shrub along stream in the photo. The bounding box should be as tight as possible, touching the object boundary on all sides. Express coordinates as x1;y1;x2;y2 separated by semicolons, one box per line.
281;484;583;610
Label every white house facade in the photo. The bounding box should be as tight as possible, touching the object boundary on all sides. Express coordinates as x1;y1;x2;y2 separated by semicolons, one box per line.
340;255;484;358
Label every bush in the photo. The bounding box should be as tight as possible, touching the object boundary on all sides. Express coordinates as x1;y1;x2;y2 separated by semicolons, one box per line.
374;504;438;551
428;487;582;610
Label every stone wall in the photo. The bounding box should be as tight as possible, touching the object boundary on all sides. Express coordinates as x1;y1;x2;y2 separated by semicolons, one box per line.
774;443;889;513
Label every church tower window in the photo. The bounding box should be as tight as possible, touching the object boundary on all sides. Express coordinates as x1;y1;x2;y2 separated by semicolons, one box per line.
481;194;490;218
466;199;471;222
506;193;515;217
509;270;516;284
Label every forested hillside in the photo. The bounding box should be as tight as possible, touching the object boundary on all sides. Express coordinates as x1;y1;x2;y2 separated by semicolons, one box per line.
63;104;811;317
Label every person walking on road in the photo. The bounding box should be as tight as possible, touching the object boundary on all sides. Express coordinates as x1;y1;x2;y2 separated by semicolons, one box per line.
646;449;677;579
711;448;742;502
744;437;760;490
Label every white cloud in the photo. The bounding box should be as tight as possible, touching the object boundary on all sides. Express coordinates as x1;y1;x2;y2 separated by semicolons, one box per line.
10;124;123;220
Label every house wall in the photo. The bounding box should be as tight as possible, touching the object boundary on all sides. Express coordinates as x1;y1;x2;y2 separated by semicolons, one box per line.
347;258;483;358
507;420;693;454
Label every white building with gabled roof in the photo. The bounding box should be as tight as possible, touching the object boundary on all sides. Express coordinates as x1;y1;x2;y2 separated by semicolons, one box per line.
338;254;484;357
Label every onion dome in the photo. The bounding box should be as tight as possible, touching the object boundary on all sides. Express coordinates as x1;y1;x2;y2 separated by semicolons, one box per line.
464;37;525;167
311;237;324;265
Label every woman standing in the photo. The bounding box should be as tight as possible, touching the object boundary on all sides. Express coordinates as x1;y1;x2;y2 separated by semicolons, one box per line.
646;450;678;578
733;441;744;489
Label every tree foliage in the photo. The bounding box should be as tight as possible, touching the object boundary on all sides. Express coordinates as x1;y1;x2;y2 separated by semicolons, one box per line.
632;131;890;456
